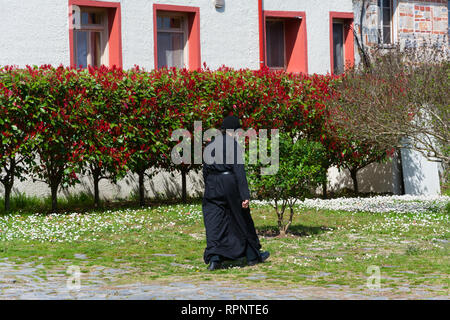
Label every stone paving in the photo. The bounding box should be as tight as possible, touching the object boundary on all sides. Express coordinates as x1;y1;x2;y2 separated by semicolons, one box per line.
0;259;448;300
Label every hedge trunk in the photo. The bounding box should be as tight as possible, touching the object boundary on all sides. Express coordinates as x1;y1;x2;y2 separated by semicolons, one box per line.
181;169;187;203
350;168;359;194
92;166;102;208
93;173;100;208
322;180;328;199
50;182;59;212
138;169;145;207
4;181;12;213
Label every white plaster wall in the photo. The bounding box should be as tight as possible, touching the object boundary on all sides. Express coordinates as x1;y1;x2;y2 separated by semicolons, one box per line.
0;0;353;72
6;168;205;201
327;162;395;194
0;0;70;67
127;0;260;70
401;149;441;196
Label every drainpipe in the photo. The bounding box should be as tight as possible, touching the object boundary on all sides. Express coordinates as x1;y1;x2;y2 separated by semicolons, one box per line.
258;0;265;69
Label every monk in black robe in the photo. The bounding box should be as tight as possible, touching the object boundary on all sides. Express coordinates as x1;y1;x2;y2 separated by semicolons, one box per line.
202;115;270;270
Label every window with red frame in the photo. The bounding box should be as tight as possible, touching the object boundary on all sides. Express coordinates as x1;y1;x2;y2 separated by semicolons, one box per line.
153;4;201;70
156;12;188;68
73;7;109;68
69;1;122;69
263;12;308;74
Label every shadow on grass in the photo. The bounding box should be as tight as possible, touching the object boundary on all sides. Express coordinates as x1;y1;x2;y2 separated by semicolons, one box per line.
0;192;203;215
256;224;331;238
220;257;249;269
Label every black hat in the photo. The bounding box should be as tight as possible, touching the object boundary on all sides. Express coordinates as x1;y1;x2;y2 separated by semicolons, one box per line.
221;115;241;130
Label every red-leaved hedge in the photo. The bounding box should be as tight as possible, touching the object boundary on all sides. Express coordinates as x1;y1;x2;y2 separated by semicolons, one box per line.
0;65;374;211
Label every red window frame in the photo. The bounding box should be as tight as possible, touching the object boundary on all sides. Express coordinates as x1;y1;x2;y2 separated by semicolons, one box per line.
68;0;123;68
153;4;201;70
329;12;355;75
263;11;308;74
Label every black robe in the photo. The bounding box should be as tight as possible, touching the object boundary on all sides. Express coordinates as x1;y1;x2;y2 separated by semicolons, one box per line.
202;133;262;264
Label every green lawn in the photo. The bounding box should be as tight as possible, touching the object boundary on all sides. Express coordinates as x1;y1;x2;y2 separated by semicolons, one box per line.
0;202;448;295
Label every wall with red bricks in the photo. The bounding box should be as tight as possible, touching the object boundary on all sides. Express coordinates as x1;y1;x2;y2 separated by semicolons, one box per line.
353;0;448;48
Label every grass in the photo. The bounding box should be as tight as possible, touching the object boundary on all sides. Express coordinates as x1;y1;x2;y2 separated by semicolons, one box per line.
0;200;448;296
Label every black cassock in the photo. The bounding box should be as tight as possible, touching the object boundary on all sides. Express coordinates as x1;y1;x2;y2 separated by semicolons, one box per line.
202;133;262;264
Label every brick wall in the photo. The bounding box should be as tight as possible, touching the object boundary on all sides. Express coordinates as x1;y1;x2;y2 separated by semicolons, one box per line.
354;0;449;47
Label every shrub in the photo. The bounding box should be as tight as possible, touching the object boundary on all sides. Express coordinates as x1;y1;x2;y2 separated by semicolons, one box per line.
248;134;327;236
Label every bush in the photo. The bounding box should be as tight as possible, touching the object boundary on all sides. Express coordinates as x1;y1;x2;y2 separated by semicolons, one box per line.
248;134;327;236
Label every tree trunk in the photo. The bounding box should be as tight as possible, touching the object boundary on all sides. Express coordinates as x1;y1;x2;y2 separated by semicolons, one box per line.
4;182;12;213
3;157;16;213
350;168;359;194
276;207;286;237
138;169;145;207
50;182;59;212
359;0;371;70
397;149;405;195
322;180;328;199
276;211;282;235
92;165;102;208
93;172;100;208
181;169;187;203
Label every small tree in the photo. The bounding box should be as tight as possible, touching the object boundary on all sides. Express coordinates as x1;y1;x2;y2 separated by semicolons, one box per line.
79;66;130;208
29;66;91;212
122;67;179;206
0;66;38;212
330;41;449;186
248;134;327;236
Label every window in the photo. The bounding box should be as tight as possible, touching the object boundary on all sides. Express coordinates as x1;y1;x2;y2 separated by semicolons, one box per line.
263;11;308;73
378;0;392;44
329;12;355;75
332;22;345;74
69;1;123;69
153;4;201;70
266;20;285;69
156;13;188;68
73;8;108;68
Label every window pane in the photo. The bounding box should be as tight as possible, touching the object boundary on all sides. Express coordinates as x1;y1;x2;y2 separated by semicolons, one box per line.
170;17;182;29
266;21;285;68
75;30;88;68
90;32;102;67
157;16;183;30
383;26;391;44
383;0;390;8
383;8;391;26
333;23;344;74
157;32;184;68
157;16;171;29
81;12;101;25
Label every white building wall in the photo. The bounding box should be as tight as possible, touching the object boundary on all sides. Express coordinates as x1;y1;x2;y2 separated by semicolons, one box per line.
0;0;354;73
0;0;70;66
0;0;261;71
